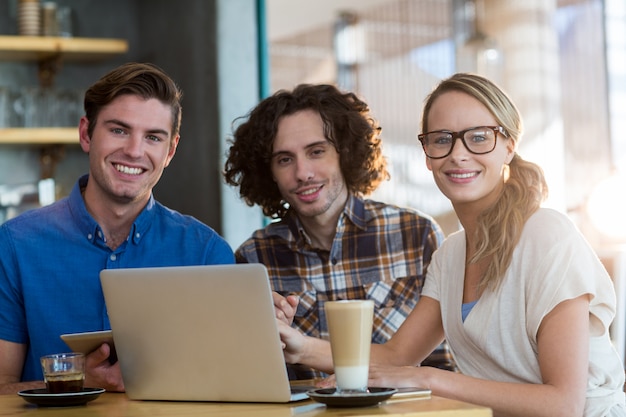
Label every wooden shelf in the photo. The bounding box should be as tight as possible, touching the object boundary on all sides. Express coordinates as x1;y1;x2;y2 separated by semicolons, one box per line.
0;35;127;148
0;35;128;61
0;128;78;144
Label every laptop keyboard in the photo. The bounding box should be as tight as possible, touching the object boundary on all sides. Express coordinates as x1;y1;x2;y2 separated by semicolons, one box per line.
291;385;316;394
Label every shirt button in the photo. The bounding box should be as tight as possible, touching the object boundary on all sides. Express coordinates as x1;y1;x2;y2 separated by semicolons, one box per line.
135;232;141;239
110;254;117;261
87;234;93;240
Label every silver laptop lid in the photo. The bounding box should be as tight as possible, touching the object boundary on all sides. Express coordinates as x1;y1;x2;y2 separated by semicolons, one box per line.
100;264;301;402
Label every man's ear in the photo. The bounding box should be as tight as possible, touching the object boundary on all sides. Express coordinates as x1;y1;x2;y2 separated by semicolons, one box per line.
164;135;180;168
78;117;91;153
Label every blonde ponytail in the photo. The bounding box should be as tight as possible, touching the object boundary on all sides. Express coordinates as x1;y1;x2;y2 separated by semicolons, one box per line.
472;154;548;289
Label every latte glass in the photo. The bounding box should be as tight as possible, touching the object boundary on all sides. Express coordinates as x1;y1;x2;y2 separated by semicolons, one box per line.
325;300;374;394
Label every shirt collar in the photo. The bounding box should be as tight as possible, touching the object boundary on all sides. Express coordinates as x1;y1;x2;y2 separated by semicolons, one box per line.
343;193;367;230
70;174;155;247
284;194;367;248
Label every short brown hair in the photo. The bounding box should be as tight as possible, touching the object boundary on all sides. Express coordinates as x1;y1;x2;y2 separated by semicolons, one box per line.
84;62;183;141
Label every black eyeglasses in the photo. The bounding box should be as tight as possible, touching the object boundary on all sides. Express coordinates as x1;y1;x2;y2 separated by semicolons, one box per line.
417;126;507;159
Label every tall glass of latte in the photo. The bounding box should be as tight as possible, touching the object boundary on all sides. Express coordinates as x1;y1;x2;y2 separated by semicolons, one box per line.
325;300;374;394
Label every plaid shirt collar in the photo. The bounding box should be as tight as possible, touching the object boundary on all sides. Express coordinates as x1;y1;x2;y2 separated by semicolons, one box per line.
285;194;367;250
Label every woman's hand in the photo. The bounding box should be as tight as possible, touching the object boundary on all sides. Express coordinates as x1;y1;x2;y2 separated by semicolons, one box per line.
367;364;432;389
315;364;432;391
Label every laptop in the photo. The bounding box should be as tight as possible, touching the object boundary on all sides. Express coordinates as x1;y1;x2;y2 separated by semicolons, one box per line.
99;264;311;402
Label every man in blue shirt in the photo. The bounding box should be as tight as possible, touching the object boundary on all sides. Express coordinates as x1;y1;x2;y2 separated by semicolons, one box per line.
0;62;234;394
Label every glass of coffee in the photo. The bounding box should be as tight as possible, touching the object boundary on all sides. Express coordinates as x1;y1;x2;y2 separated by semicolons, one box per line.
40;352;85;394
325;300;374;394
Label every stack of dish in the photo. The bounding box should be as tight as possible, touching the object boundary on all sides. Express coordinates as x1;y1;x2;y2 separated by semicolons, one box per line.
18;0;41;36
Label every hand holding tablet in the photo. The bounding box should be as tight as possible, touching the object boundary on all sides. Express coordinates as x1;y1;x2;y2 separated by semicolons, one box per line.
60;330;117;364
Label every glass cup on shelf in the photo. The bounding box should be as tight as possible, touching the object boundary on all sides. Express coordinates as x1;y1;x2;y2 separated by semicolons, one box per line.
56;6;73;37
0;88;17;128
12;87;82;128
13;87;55;128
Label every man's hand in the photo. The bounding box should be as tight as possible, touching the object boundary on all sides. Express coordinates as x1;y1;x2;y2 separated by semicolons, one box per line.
273;292;299;325
277;319;335;374
276;319;306;364
84;343;124;392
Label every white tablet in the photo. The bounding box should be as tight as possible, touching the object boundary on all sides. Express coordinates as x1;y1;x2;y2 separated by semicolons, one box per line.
60;330;117;363
391;387;432;399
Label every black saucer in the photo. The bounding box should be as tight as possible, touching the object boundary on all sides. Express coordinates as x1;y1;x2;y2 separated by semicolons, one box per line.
18;387;105;407
307;387;397;407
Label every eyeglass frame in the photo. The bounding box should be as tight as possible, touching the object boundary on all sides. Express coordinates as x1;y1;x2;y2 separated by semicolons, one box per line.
417;125;508;159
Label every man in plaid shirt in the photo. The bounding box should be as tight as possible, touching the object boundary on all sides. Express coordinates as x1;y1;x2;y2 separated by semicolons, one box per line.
224;84;455;379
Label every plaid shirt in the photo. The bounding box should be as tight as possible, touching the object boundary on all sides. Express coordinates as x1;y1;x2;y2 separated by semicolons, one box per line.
236;195;455;378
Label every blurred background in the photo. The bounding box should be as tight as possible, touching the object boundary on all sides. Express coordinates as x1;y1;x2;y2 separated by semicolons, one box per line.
265;0;626;363
266;0;625;242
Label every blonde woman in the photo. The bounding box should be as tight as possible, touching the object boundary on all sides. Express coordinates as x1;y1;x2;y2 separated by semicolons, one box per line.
278;73;626;417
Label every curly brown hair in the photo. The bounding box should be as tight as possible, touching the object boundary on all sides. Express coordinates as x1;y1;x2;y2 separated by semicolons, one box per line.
223;84;389;219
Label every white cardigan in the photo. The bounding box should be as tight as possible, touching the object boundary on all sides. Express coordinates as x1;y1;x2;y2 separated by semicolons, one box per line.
422;208;626;416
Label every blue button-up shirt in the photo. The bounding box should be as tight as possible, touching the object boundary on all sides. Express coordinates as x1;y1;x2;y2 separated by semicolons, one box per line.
0;175;234;381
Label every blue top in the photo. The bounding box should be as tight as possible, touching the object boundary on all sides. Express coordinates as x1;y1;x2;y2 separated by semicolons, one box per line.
0;175;234;381
461;300;478;322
